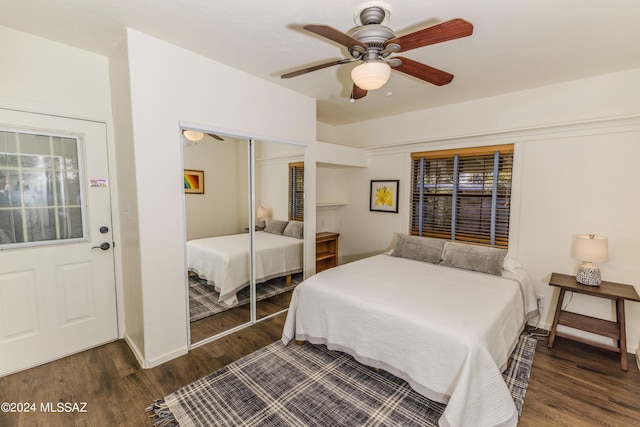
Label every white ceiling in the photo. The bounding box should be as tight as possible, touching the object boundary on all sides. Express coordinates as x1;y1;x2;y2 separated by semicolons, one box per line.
2;0;640;126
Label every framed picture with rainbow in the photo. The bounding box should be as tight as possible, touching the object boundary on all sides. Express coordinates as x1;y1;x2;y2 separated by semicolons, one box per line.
184;169;204;194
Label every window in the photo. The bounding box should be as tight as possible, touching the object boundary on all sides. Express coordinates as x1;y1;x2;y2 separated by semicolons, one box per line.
288;162;304;221
410;144;513;248
0;129;86;246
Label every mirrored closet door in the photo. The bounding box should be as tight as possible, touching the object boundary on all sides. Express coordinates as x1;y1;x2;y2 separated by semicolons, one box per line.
182;128;305;347
183;131;251;345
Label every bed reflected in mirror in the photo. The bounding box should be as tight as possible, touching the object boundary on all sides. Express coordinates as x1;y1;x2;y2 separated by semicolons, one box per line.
182;130;305;346
183;131;252;345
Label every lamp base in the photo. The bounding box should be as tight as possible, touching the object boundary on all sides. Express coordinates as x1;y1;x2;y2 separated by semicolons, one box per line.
576;265;601;286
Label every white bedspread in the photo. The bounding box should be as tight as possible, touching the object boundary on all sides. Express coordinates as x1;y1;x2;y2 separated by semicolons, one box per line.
282;254;538;427
187;231;303;305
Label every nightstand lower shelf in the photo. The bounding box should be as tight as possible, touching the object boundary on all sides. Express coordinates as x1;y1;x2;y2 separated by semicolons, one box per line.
554;311;620;352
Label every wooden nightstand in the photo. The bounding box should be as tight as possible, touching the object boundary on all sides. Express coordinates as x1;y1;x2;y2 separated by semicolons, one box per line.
547;272;640;371
316;232;339;273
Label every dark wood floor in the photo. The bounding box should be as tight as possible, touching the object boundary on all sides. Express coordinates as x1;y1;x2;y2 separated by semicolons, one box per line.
1;317;639;426
190;289;293;343
520;333;640;426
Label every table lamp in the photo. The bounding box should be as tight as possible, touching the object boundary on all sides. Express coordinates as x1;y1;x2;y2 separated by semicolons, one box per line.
257;206;269;230
574;234;608;286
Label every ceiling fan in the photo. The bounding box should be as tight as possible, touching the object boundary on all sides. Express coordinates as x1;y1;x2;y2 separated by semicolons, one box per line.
281;2;473;100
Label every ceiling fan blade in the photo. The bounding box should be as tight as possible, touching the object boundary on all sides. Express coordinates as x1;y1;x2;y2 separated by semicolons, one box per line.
207;133;224;141
392;56;454;86
386;18;473;52
281;59;353;79
352;84;368;100
304;24;366;49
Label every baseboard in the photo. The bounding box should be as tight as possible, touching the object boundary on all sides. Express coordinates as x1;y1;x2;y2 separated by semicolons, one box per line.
636;348;640;372
526;313;550;332
146;345;188;369
124;333;146;368
124;333;189;369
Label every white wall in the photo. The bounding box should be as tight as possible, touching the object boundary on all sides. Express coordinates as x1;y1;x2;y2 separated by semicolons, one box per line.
316;167;345;234
317;121;337;143
183;136;248;240
328;69;640;354
336;68;640;149
330;152;408;258
314;141;367;251
115;29;316;367
0;26;112;120
256;140;305;222
109;34;144;359
256;161;289;222
513;127;640;340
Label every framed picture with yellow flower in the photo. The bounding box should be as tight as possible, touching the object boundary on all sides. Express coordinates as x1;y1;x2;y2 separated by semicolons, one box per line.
370;180;399;213
184;169;204;194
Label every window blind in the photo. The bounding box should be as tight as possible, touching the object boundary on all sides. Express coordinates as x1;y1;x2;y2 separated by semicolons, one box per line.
288;162;304;221
410;145;513;248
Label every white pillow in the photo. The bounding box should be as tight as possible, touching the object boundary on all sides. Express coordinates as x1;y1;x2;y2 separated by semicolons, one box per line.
503;257;522;273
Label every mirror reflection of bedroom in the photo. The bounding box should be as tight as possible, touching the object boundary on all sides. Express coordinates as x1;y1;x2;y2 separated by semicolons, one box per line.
182;129;305;346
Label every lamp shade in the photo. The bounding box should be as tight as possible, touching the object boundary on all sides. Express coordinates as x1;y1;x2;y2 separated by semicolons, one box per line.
183;130;204;142
257;206;268;219
574;234;608;263
351;61;391;91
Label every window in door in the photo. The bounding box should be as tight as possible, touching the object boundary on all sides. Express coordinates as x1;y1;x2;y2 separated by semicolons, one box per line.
0;129;86;247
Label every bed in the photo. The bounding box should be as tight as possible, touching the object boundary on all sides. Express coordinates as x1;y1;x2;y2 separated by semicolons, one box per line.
282;236;538;427
187;227;303;306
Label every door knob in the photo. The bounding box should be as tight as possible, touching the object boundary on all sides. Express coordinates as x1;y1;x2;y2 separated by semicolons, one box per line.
91;242;111;251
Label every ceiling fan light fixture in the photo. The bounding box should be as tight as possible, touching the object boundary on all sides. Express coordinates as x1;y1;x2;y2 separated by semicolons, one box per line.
351;60;391;91
183;130;204;142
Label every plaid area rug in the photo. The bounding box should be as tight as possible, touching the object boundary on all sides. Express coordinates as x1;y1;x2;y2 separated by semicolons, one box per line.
147;333;537;426
189;273;302;322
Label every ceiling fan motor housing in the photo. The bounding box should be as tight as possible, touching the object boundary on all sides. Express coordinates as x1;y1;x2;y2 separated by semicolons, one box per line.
350;24;395;45
349;7;396;61
349;25;395;60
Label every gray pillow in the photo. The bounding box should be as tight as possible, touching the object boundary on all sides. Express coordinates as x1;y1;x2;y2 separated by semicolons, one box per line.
391;234;445;264
283;220;304;239
263;219;289;235
440;242;507;276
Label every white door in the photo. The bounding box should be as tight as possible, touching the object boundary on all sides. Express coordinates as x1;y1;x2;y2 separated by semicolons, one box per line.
0;109;118;376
